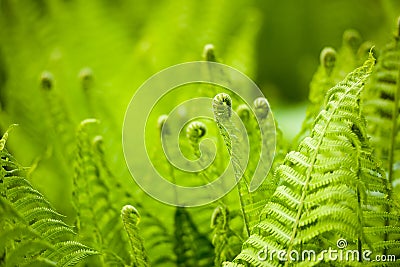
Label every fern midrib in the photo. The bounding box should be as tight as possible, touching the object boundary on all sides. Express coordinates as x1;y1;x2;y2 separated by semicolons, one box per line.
355;100;365;262
356;163;363;262
284;79;365;267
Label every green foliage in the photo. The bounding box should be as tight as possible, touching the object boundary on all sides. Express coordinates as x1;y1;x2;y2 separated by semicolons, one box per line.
211;205;242;266
72;119;131;265
121;205;149;267
224;55;382;267
174;207;214;267
362;19;400;258
213;93;282;235
0;126;98;266
1;1;400;267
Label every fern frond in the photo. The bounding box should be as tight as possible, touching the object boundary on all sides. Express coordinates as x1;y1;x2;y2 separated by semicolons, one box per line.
295;29;368;148
121;205;149;267
40;71;75;161
362;18;400;260
44;241;99;267
91;124;174;266
211;205;242;266
72;119;131;265
226;55;378;266
213;93;252;236
247;98;284;230
0;124;17;151
363;20;400;192
213;93;281;236
5;239;54;267
0;127;98;266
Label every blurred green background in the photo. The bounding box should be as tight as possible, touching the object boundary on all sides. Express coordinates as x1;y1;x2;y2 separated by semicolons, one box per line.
0;0;399;217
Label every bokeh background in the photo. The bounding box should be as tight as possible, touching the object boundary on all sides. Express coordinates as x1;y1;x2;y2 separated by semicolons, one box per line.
0;0;399;219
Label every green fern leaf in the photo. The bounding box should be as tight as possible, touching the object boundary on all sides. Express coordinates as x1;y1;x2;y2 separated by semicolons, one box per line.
362;18;400;260
226;55;381;266
0;126;98;267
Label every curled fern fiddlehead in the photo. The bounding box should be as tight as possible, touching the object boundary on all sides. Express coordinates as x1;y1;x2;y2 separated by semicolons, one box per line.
343;28;362;55
40;71;54;91
40;71;75;162
157;114;169;134
338;29;362;72
253;97;269;119
121;205;149;267
213;93;233;119
236;104;251;122
214;93;280;236
320;46;337;76
185;120;211;178
79;67;94;92
203;43;217;62
186;121;207;144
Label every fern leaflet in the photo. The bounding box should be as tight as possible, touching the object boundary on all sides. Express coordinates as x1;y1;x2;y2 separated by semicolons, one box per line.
0;126;98;266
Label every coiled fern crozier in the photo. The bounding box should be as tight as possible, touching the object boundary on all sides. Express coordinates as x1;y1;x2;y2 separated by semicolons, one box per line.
40;71;75;162
225;55;400;266
0;126;98;266
213;92;283;237
121;205;149;267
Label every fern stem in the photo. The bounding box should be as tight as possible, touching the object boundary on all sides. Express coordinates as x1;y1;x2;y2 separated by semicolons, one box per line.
212;93;251;237
236;180;251;237
354;113;365;262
